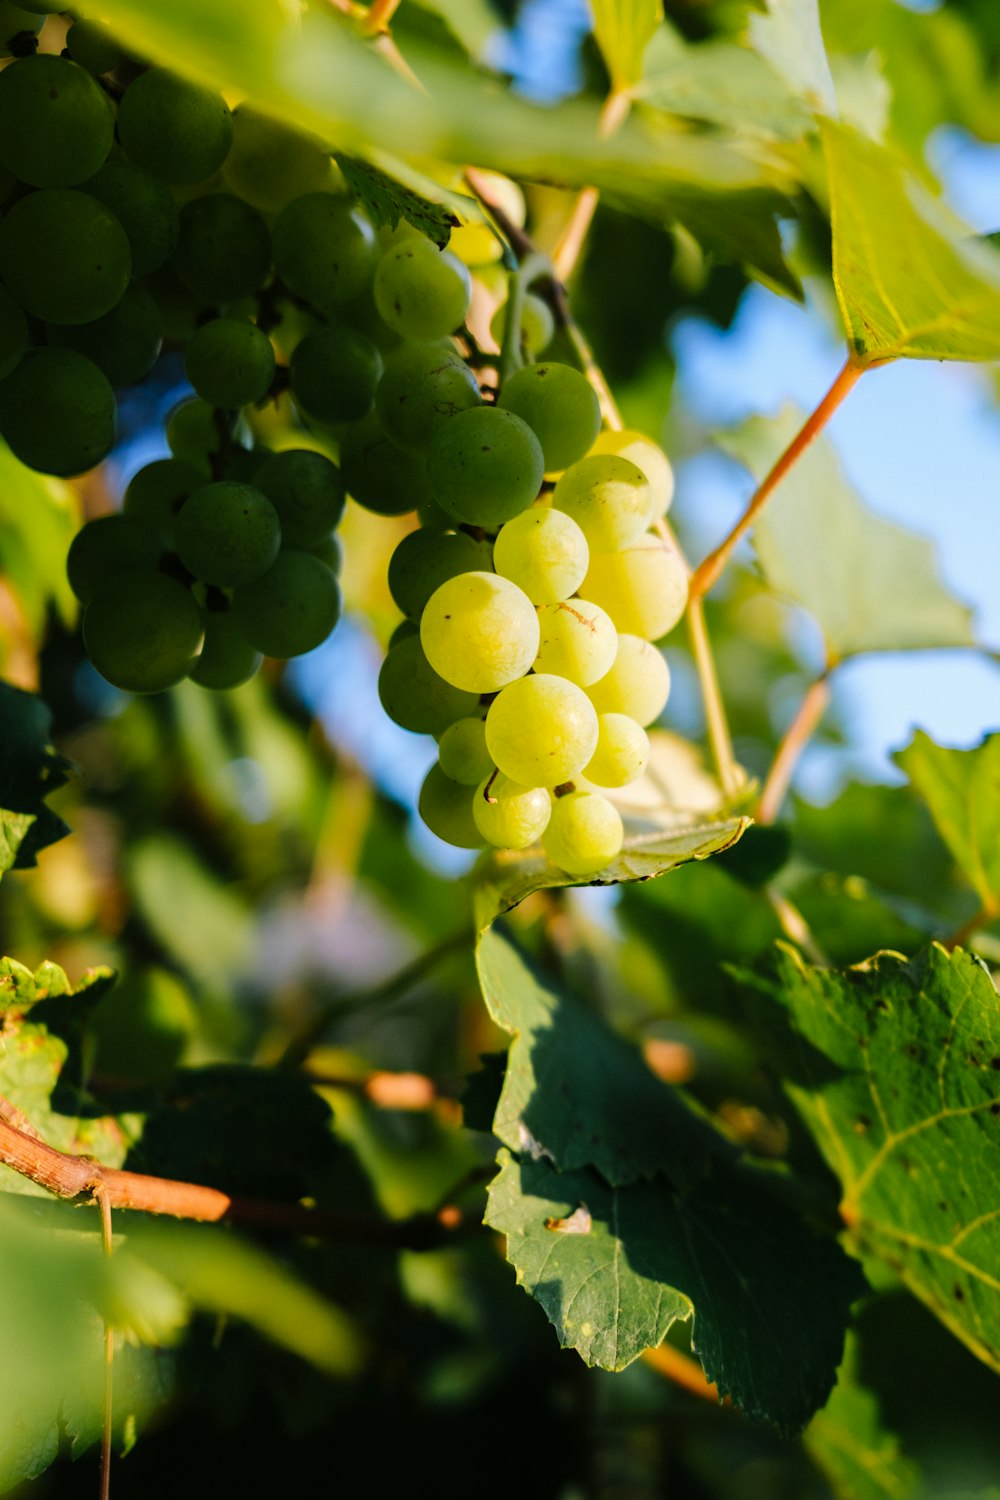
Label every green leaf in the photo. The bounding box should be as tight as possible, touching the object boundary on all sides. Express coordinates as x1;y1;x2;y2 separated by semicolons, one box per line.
722;408;975;663
336;154;461;248
638;29;812;141
747;0;837;116
735;942;1000;1375
0;682;72;877
591;0;664;90
824;120;1000;363
893;731;1000;915
805;1333;919;1500
0;439;79;638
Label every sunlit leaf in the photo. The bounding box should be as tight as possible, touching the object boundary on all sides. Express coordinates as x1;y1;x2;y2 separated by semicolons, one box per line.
805;1333;919;1500
894;731;1000;915
0;683;72;878
591;0;663;90
747;0;837;116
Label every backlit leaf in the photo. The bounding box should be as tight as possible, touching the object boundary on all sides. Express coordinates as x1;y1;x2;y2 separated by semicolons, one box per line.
591;0;664;90
894;731;1000;915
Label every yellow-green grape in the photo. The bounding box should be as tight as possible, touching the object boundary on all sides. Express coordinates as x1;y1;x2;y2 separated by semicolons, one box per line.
533;598;617;686
590;428;674;519
418;763;483;849
584;713;649;788
492;506;588;606
449;171;524;265
489;291;554;354
587;634;670;726
374;238;471;341
378;633;479;736
581;532;688;641
221;104;332;213
472;773;550;850
498;361;601;474
552;453;652;553
421;571;539;694
542;789;624;876
485;673;598;788
375;341;482;454
437;716;493;786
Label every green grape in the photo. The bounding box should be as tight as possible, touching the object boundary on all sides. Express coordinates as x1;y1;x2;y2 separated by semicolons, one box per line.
492;505;589;605
437;716;492;786
339;411;439;517
417;763;482;850
427;406;543;527
82;161;180;277
83;572;203;693
421;571;539;694
378;633;479;736
66;514;163;605
586;634;670;726
472;773;550;850
222;104;331;212
65;20;121;75
188;609;262;690
589;428;674;519
498;361;601;474
118;68;232;185
581;532;688;641
308;533;343;573
387;617;418;650
387;527;492;619
166;398;219;474
584;713;649;788
0;348;115;475
231;551;341;658
0;284;27;380
272;194;377;308
485;673;599;788
374;341;481;453
253;449;346;548
175;481;281;587
0;53;113;187
373;238;471;340
173;194;271;305
290;326;382;424
9;0;62;9
0;4;42;57
0;189;131;324
533;598;617;686
490;291;554;356
541;789;623;876
47;282;163;387
123;457;207;540
143;264;200;344
553;454;652;553
184;318;275;410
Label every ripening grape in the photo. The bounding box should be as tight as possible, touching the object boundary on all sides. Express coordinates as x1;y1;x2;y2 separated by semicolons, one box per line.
581;533;688;640
0;189;131;325
184;318;276;410
417;763;483;850
542;789;624;876
427;406;544;527
118;69;233;185
553;454;652;553
498;362;601;474
421;571;539;694
289;325;382;425
533;598;618;686
586;634;671;726
378;634;479;736
0;348;116;475
66;514;163;605
387;528;492;620
175;481;282;587
0;54;113;187
590;428;674;519
48;282;163;387
231;551;341;658
437;716;493;786
339;411;439;517
222;105;332;212
492;506;589;606
472;774;551;850
173;194;271;304
485;674;599;788
375;342;482;453
0;285;27;380
188;609;262;690
123;458;207;540
374;238;471;340
272;194;378;308
584;714;649;788
253;449;346;548
83;572;204;693
490;291;554;355
65;19;121;75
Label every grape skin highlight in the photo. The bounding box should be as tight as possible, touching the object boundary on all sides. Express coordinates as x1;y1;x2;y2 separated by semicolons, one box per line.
421;571;539;694
485;674;599;788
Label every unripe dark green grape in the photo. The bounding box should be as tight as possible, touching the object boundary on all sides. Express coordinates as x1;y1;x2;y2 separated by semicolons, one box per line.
143;264;200;344
175;481;281;587
66;514;163;604
222;105;331;212
373;238;471;340
437;716;493;786
84;572;203;693
272;194;377;308
188;608;262;690
289;325;382;424
427;405;543;526
375;342;481;453
339;412;439;517
0;4;42;56
0;189;131;325
377;633;479;736
48;282;163;387
0;285;27;380
253;449;346;548
0;348;116;475
308;533;343;573
173;194;270;304
498;361;601;474
123;457;207;540
166;399;250;474
231;551;341;658
226;446;272;485
184;318;275;410
418;763;483;850
65;20;121;75
387;527;492;619
118;68;233;185
0;54;113;187
387;617;417;650
81;161;180;277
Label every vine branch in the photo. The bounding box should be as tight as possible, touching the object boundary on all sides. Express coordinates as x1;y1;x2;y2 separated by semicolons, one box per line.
756;673;832;825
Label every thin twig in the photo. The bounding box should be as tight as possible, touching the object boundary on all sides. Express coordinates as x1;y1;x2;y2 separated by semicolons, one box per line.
642;1343;725;1405
362;0;402;34
96;1184;114;1500
756;675;831;825
686;596;741;796
943;902;999;953
766;887;829;966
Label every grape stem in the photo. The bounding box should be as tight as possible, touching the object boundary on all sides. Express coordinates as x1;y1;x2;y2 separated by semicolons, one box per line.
756;673;832;825
685;593;742;797
642;1342;726;1406
361;0;403;35
498;251;552;387
943;902;999;953
96;1184;114;1500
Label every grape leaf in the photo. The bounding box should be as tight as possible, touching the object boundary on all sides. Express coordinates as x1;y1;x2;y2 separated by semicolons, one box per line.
824;120;1000;363
747;0;837;117
639;29;812;141
805;1333;919;1500
722;408;975;664
735;942;1000;1375
336;154;460;248
0;440;79;637
0;682;72;877
893;732;1000;916
591;0;664;90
